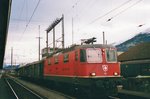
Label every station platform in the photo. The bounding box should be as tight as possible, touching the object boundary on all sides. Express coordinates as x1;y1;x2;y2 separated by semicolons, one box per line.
118;89;150;99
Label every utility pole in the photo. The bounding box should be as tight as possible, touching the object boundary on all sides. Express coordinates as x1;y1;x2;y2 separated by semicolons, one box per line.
53;28;55;52
103;31;105;45
36;25;42;61
62;14;64;49
11;47;13;67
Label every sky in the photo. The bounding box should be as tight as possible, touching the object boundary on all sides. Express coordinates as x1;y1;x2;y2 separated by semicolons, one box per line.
4;0;150;65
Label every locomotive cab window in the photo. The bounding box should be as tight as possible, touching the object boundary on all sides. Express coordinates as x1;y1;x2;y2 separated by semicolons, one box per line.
86;48;102;63
80;49;86;62
105;49;117;62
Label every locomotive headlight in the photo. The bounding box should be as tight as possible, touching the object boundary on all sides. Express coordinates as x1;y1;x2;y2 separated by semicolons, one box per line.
114;72;118;76
90;72;96;76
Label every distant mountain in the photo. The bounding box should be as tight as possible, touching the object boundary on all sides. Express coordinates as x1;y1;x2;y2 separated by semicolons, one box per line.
116;32;150;52
3;64;20;69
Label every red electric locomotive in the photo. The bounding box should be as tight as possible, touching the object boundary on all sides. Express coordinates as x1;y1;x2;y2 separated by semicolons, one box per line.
17;38;120;98
44;43;120;97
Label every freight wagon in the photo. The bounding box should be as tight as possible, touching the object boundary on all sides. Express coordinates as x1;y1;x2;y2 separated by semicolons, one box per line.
118;42;150;93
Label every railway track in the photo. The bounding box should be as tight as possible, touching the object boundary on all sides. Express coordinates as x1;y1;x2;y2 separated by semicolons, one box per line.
6;75;75;99
5;78;46;99
108;96;120;99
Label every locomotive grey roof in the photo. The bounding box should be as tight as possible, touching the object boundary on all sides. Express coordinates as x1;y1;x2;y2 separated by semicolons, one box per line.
47;44;116;57
62;44;115;53
18;59;44;69
75;44;115;49
118;42;150;62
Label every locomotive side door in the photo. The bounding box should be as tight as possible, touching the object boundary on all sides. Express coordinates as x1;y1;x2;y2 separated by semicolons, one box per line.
74;50;79;77
73;50;79;86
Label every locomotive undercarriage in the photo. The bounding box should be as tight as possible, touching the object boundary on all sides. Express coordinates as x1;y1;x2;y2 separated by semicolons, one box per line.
44;76;120;98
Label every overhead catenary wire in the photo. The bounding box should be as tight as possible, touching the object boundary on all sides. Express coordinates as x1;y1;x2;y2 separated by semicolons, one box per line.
5;0;26;65
77;0;143;35
25;0;28;24
71;0;99;34
63;0;81;18
10;0;25;46
76;0;144;45
65;0;98;45
77;0;133;32
107;0;143;22
76;0;133;42
89;0;133;24
15;0;26;29
72;0;94;18
19;0;41;41
138;24;145;27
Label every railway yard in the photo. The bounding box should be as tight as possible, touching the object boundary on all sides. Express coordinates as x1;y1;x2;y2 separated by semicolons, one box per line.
1;0;150;99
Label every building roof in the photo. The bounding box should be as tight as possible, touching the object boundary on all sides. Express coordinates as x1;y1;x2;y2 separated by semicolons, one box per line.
118;42;150;62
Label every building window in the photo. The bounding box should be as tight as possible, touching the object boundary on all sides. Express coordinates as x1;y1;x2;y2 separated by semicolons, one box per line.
55;56;59;64
64;54;69;62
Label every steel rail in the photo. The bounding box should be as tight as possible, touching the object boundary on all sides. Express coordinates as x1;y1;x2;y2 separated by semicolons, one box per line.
6;79;19;99
108;96;120;99
12;79;44;99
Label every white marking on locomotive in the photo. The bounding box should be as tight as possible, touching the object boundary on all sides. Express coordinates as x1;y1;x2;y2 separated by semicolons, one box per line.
102;65;108;72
